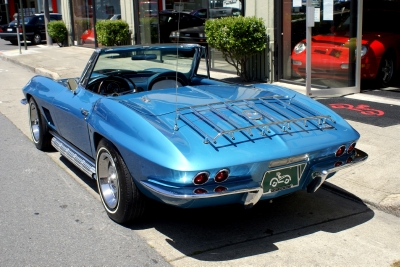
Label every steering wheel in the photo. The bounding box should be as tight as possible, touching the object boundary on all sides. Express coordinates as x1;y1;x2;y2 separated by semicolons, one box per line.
97;76;137;95
148;71;188;90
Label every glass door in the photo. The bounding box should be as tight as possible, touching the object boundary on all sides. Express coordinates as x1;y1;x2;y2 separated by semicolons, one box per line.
279;0;361;96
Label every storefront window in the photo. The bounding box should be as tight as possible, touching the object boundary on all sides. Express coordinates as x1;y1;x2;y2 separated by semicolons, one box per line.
282;0;358;88
74;0;121;47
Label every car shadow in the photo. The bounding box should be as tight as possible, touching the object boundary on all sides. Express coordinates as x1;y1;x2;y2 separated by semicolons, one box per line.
129;184;373;261
55;153;374;262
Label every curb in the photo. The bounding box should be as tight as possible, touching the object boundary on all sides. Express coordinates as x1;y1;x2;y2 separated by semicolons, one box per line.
0;53;60;79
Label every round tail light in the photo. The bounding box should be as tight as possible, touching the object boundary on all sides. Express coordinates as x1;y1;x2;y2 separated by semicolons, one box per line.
346;157;353;163
335;145;346;157
334;161;343;167
347;142;356;154
214;169;229;183
193;172;209;185
214;186;227;193
193;188;207;194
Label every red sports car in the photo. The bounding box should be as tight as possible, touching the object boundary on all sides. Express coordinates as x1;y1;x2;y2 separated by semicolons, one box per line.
291;8;400;87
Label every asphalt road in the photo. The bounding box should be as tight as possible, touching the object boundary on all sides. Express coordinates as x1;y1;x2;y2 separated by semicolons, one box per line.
1;59;400;266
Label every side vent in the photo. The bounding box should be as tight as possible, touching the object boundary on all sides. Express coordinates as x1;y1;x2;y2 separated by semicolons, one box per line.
42;108;55;127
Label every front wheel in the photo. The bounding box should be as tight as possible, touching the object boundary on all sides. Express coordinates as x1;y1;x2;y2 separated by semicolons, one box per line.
28;98;52;150
96;139;145;224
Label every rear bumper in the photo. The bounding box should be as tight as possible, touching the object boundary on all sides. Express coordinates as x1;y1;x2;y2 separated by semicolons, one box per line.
140;148;368;208
0;32;34;41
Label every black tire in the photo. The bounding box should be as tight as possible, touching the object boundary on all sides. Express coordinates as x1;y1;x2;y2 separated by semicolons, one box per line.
10;40;18;45
96;139;145;224
377;53;395;87
28;98;52;151
31;33;42;45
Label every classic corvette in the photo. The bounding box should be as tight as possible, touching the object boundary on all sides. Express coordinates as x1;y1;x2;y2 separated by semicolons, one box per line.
22;44;368;224
291;7;400;87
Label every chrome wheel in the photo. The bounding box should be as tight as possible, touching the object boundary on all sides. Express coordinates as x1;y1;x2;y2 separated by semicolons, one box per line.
29;101;40;143
97;148;119;211
27;98;52;150
96;139;146;223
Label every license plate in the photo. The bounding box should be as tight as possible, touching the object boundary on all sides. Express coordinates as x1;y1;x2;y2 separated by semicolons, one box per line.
262;163;306;193
7;28;12;32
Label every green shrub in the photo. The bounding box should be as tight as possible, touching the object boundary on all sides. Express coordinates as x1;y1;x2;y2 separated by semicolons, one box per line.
47;21;67;47
96;20;130;46
205;16;267;81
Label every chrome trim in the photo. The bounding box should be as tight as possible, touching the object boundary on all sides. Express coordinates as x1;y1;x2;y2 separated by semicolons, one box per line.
192;171;210;185
328;148;368;173
141;180;261;200
269;154;309;168
214;169;230;183
21;98;28;105
309;148;368;193
242;189;263;208
51;137;96;179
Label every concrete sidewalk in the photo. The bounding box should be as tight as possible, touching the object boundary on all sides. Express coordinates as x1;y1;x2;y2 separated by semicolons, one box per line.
1;45;399;217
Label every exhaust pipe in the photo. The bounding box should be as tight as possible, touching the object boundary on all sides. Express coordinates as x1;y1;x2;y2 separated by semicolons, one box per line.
307;170;328;193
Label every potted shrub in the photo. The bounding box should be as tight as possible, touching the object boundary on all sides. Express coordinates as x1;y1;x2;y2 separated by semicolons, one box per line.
96;20;130;46
205;16;267;82
47;21;68;47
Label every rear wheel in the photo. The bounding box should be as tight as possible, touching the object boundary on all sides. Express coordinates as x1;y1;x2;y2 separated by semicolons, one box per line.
96;139;146;224
10;40;18;45
28;98;52;151
31;33;42;45
377;53;395;87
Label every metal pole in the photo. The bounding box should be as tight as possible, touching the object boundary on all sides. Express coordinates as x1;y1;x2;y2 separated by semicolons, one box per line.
5;0;10;24
18;0;27;50
305;0;314;96
43;0;52;45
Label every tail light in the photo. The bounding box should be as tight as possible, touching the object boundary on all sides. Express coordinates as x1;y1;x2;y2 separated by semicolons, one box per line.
214;186;227;193
335;145;346;157
346;157;353;163
18;25;23;33
214;169;229;183
193;188;207;194
347;142;356;154
193;172;209;185
334;161;343;167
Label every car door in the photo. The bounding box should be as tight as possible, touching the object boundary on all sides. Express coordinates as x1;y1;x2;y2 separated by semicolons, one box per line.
52;85;102;157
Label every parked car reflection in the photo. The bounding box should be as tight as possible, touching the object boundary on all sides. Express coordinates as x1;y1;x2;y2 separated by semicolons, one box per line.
291;6;400;87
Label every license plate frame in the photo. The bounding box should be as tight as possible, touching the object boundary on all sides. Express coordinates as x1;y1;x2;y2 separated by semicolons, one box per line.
262;163;306;194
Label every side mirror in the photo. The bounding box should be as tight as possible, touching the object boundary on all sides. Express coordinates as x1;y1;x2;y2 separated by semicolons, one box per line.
67;78;78;92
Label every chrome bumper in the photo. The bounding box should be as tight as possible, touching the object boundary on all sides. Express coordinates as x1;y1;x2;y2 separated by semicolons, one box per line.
141;148;368;207
307;148;368;193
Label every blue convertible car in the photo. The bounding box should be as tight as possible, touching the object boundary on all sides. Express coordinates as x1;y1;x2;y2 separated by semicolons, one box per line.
22;44;368;224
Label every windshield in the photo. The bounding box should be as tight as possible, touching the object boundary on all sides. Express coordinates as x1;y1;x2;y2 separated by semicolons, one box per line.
91;46;198;78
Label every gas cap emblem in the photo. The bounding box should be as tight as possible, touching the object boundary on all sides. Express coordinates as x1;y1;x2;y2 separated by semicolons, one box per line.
242;110;262;120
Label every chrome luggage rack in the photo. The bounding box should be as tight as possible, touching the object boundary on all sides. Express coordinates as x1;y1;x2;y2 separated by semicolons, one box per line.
174;95;336;144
